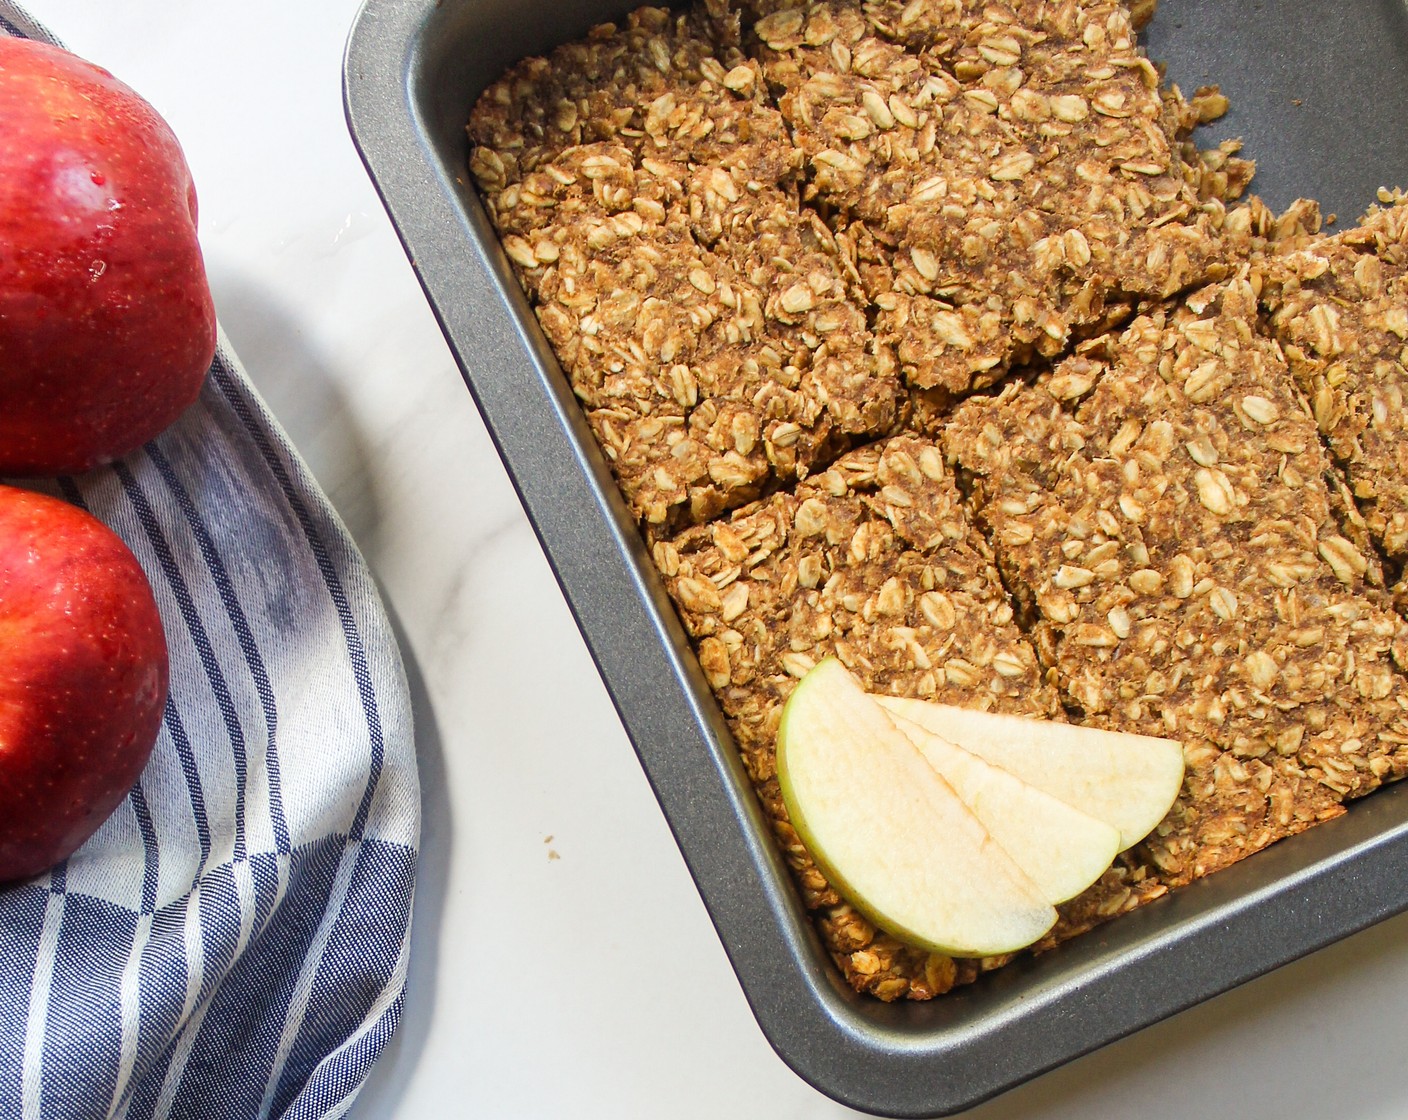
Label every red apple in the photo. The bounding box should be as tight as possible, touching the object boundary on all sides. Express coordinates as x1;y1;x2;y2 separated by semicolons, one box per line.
0;484;168;881
0;38;216;476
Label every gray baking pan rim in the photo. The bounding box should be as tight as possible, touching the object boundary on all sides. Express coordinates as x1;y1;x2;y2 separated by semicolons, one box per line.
342;0;1408;1114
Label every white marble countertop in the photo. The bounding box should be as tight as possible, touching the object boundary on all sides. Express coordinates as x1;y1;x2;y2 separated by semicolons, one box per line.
20;1;1408;1117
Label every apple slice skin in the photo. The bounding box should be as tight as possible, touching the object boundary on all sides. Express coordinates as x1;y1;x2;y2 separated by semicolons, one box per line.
0;38;216;476
888;712;1121;905
0;486;169;881
877;696;1185;851
778;660;1056;958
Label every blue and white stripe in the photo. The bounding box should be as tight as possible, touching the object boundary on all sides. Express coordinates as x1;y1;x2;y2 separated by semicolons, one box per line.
0;21;420;1105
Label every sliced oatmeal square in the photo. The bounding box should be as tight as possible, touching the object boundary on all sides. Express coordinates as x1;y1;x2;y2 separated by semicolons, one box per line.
946;276;1408;886
747;0;1238;396
491;166;898;530
468;10;901;532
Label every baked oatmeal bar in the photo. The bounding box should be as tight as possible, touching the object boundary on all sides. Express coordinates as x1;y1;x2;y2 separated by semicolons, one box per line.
1262;197;1408;597
654;434;1169;999
947;276;1408;885
463;0;1408;1005
468;7;900;532
747;0;1237;396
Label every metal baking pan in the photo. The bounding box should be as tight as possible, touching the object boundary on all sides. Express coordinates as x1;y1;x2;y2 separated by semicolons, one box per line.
342;1;1408;1114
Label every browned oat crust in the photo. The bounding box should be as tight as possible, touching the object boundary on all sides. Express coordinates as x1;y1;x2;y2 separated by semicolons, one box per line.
466;0;1408;1002
654;435;1062;996
469;7;900;533
946;277;1408;883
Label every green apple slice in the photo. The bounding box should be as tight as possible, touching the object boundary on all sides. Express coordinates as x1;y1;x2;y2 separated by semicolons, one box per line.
778;659;1057;957
877;697;1185;851
888;713;1121;904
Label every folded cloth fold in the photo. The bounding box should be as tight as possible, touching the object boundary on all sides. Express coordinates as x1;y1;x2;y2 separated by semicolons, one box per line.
0;20;420;1105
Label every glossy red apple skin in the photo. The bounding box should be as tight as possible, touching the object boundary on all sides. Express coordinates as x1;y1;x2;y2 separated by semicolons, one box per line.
0;484;169;881
0;38;216;477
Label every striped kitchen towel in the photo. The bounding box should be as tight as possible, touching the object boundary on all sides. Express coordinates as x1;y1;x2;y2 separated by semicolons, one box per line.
0;10;420;1118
